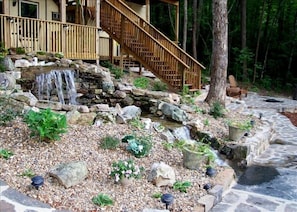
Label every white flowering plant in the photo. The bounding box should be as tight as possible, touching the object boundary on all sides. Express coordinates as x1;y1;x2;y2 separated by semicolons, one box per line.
110;159;144;183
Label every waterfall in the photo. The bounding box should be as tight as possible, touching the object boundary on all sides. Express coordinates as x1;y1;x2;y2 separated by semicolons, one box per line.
36;69;77;105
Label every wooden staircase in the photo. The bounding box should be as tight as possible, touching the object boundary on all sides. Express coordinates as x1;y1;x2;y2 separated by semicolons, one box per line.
100;0;205;91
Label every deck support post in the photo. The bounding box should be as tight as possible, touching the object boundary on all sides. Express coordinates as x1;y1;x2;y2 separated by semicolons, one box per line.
96;0;100;65
120;15;125;72
60;0;66;54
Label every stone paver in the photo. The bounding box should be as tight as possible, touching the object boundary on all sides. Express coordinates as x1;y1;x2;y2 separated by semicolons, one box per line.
212;92;297;212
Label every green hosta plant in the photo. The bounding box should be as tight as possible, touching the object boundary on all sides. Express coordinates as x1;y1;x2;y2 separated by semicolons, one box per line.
24;108;67;142
0;149;13;159
92;193;113;207
173;181;192;193
126;135;152;158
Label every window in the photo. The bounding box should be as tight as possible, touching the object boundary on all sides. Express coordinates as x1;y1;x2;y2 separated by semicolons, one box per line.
0;0;3;14
19;1;39;38
20;1;38;18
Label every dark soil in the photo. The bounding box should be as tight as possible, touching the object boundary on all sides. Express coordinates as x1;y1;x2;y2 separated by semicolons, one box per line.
281;112;297;127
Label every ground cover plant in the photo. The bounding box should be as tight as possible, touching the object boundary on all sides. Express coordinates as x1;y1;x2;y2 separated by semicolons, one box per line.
23;108;67;142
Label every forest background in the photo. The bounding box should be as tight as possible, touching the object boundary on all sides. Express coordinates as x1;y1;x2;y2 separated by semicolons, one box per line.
150;0;297;95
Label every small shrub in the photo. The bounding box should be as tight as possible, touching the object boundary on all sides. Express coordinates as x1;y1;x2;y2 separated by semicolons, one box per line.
209;101;225;119
0;56;5;72
110;66;124;79
152;80;167;91
0;149;13;159
126;135;152;158
15;47;25;54
92;193;113;207
18;169;35;178
24;108;67;142
173;181;192;193
36;51;46;55
133;77;149;89
128;117;145;130
100;60;113;69
162;142;174;151
203;119;210;126
182;85;190;96
0;97;23;126
152;192;162;198
54;52;64;59
228;120;253;131
100;136;120;149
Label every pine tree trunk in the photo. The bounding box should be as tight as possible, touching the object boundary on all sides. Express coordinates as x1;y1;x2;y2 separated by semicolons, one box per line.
205;0;228;106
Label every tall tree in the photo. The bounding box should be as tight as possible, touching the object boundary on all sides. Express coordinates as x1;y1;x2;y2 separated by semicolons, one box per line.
241;0;247;80
182;0;188;50
192;0;198;59
205;0;228;105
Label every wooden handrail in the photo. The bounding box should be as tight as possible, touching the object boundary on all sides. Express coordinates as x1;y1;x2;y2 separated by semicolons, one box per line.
102;0;203;90
102;0;190;70
0;14;99;60
107;0;205;69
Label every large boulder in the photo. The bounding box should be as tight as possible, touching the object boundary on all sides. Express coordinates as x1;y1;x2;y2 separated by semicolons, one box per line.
11;92;38;106
49;161;88;188
158;102;188;123
0;72;16;90
1;56;15;71
147;162;175;187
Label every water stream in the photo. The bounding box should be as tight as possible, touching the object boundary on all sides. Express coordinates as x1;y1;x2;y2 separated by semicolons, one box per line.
36;69;77;105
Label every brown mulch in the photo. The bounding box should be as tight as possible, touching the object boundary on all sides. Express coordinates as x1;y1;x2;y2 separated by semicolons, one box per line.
281;112;297;127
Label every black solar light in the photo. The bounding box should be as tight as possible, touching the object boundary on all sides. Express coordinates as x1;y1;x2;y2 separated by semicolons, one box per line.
161;193;174;209
31;176;44;190
206;167;216;177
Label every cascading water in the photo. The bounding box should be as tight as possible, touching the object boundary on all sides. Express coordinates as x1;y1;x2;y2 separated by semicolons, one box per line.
36;69;77;105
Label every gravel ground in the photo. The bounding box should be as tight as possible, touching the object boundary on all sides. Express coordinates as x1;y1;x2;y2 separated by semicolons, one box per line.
0;95;256;212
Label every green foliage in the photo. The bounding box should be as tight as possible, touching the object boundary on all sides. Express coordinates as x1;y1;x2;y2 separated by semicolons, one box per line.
152;80;167;91
100;60;113;69
110;66;124;79
0;149;13;159
228;120;253;131
100;136;120;149
184;143;216;164
209;101;225;119
128;117;145;130
92;193;114;207
0;56;5;72
181;85;190;96
24;108;67;142
110;159;143;182
15;47;25;54
36;51;46;55
54;52;64;59
126;135;152;158
18;169;35;178
173;181;192;193
0;97;23;126
203;119;210;126
133;77;149;89
260;76;272;91
181;94;195;105
151;192;162;198
162;142;174;151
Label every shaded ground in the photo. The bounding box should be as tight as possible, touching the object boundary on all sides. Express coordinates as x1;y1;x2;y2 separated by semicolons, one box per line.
281;112;297;127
